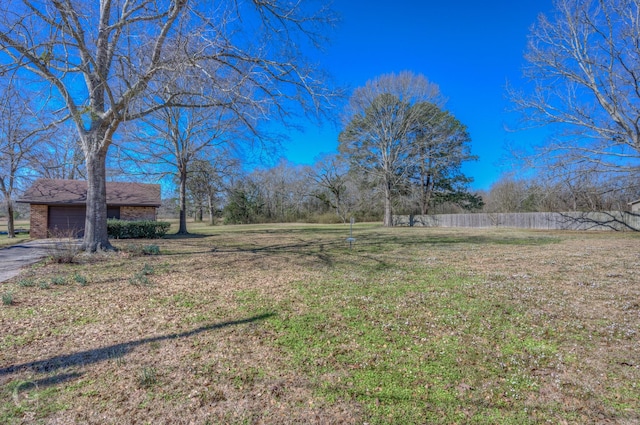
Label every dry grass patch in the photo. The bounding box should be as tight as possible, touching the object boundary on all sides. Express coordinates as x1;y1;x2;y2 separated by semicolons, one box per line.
0;225;638;424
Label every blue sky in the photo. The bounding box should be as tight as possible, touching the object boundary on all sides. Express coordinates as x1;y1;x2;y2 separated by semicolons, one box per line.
282;0;556;190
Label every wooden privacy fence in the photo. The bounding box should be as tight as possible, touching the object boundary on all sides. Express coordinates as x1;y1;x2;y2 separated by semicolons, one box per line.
393;211;640;231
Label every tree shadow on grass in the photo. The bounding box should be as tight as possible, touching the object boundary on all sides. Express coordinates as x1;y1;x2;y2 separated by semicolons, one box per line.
135;229;559;275
217;239;349;267
0;313;274;390
158;237;348;267
163;232;210;239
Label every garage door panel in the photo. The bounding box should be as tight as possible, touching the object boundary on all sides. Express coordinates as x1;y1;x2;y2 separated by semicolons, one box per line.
48;206;86;237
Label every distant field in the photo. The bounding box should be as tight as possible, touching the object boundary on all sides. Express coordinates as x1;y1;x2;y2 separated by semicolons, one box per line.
1;224;638;424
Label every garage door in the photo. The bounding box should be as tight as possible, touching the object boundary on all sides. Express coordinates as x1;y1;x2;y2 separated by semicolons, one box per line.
47;206;121;238
48;206;86;237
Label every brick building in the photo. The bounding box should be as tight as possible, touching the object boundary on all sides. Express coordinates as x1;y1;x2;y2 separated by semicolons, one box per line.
18;179;161;238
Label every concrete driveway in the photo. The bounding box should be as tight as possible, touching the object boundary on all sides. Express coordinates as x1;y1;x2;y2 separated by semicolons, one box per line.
0;240;66;283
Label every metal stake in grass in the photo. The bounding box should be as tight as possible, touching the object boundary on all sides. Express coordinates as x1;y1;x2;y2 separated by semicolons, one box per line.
346;217;356;249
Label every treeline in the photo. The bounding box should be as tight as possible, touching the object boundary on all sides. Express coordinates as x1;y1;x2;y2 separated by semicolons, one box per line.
171;162;638;225
480;174;637;214
173;155;485;225
177;157;385;224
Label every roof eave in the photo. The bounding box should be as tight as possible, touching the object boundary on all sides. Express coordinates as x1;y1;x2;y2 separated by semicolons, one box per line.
16;200;160;207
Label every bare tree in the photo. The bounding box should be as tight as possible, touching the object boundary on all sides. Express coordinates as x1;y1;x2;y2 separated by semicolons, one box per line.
308;153;352;222
187;155;239;226
251;159;311;222
0;0;336;250
35;130;85;180
339;72;443;226
509;0;640;199
483;176;540;213
215;157;380;224
482;171;634;213
130;91;242;234
0;81;52;237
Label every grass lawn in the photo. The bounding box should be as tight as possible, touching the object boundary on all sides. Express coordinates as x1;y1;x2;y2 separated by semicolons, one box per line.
0;223;638;424
0;220;30;247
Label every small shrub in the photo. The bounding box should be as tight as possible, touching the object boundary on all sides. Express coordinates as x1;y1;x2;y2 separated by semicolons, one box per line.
121;243;161;256
138;367;157;388
129;263;156;286
48;227;82;239
121;243;143;255
142;245;160;255
73;273;88;286
129;273;149;286
51;276;68;286
2;291;14;305
18;279;35;287
311;212;344;224
47;239;80;264
38;281;50;290
141;263;154;275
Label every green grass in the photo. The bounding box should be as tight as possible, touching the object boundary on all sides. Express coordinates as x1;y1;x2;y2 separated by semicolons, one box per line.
0;380;69;422
268;261;558;424
0;233;30;248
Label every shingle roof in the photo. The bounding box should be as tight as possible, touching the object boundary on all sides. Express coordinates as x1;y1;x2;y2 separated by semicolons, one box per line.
17;179;161;207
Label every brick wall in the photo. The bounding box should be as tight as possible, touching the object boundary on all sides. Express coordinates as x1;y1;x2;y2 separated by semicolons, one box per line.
120;206;157;221
30;204;48;239
28;204;157;239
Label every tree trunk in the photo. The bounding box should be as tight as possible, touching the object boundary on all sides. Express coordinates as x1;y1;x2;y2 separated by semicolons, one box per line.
419;156;433;215
6;199;15;238
178;169;188;234
420;176;433;215
383;179;393;227
83;147;113;251
207;194;214;225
